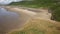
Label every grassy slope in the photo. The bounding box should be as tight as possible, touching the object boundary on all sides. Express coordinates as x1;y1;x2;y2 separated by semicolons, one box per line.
8;1;60;34
8;18;60;34
9;0;55;8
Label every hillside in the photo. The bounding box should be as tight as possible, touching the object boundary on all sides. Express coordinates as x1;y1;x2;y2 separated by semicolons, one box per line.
0;0;60;34
9;0;55;8
2;5;60;34
9;0;60;21
8;17;60;34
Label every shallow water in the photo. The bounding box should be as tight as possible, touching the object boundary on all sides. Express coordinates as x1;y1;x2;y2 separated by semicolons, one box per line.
0;7;21;34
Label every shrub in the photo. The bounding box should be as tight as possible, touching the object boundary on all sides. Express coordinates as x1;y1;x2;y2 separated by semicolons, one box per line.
50;3;60;21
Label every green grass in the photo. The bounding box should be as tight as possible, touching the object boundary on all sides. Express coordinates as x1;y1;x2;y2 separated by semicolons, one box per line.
10;29;44;34
9;0;55;8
